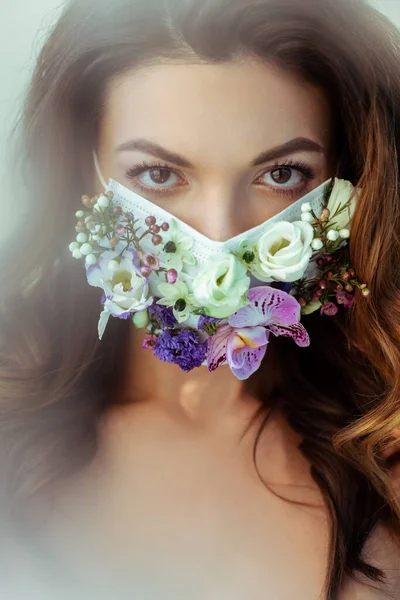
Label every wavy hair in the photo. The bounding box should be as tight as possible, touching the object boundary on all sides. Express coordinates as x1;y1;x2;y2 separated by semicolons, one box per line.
1;0;400;598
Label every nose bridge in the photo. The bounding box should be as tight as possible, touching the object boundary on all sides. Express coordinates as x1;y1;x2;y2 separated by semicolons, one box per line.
195;181;246;242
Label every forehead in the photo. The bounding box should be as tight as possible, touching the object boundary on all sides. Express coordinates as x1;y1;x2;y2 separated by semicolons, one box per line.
100;57;332;163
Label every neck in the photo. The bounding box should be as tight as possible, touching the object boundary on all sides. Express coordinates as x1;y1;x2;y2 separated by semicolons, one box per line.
114;321;279;431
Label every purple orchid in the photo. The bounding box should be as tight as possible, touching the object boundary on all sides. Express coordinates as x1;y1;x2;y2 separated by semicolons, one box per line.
207;286;310;380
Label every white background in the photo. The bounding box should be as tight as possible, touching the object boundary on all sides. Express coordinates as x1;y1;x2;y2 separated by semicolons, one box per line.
0;0;399;241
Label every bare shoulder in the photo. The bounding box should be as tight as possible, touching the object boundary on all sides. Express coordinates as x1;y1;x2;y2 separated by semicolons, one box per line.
341;521;400;600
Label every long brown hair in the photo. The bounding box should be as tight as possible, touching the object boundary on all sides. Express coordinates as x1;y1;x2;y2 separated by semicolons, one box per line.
1;0;400;597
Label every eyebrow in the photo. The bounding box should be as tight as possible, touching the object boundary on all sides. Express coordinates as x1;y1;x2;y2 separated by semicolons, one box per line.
115;136;324;168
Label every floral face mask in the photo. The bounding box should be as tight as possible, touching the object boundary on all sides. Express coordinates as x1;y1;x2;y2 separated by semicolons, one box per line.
68;150;367;380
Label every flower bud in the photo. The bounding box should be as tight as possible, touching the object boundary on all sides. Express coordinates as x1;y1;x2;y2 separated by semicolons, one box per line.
301;202;312;213
105;191;114;200
362;287;370;297
161;222;170;231
97;195;110;208
301;212;314;223
145;216;156;227
76;232;88;243
72;249;82;259
152;234;163;246
85;254;97;266
80;243;93;256
69;241;80;252
75;210;85;219
320;208;330;222
311;238;324;251
75;221;85;233
132;309;149;329
166;269;178;284
327;229;339;241
339;228;350;239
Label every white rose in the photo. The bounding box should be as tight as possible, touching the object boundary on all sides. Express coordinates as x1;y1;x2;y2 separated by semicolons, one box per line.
326;178;359;232
192;254;250;318
252;221;314;282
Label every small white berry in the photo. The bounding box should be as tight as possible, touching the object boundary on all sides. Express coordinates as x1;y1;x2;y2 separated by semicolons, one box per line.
85;254;97;266
108;259;119;271
339;228;350;239
69;241;80;252
76;232;88;243
301;202;312;213
80;243;93;256
75;210;85;218
301;212;314;223
311;238;324;251
72;249;82;259
97;195;110;208
327;230;339;241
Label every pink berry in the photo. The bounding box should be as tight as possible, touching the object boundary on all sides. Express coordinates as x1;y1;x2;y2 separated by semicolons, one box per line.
152;235;163;246
145;215;156;227
161;222;170;232
151;224;161;233
166;269;178;284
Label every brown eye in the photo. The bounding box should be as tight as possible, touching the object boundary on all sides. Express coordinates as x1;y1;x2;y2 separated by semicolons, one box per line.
148;168;172;184
270;167;292;184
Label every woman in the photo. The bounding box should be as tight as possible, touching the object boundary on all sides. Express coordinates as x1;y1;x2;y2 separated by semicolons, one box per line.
1;0;400;598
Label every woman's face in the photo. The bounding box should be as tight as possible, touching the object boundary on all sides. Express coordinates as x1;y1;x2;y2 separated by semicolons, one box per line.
97;56;333;241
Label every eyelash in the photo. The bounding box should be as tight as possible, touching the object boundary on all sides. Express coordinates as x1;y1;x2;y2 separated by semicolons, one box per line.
125;158;316;198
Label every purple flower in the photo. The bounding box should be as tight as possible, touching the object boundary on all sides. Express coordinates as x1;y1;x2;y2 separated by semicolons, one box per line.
320;301;338;316
207;286;310;380
142;252;160;271
153;329;207;372
148;297;177;328
142;335;158;350
336;291;355;308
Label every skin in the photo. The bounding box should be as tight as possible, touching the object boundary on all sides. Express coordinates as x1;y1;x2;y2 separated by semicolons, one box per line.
39;58;399;599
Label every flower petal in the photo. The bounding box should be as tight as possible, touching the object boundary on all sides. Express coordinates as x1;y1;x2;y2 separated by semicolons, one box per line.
98;309;111;340
207;323;232;372
228;286;301;328
230;345;268;380
268;322;310;347
226;327;269;369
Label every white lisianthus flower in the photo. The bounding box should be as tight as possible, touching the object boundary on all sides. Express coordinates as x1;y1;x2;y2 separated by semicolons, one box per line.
191;253;250;319
157;280;194;323
158;219;196;272
86;248;152;323
326;178;360;232
251;220;314;283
